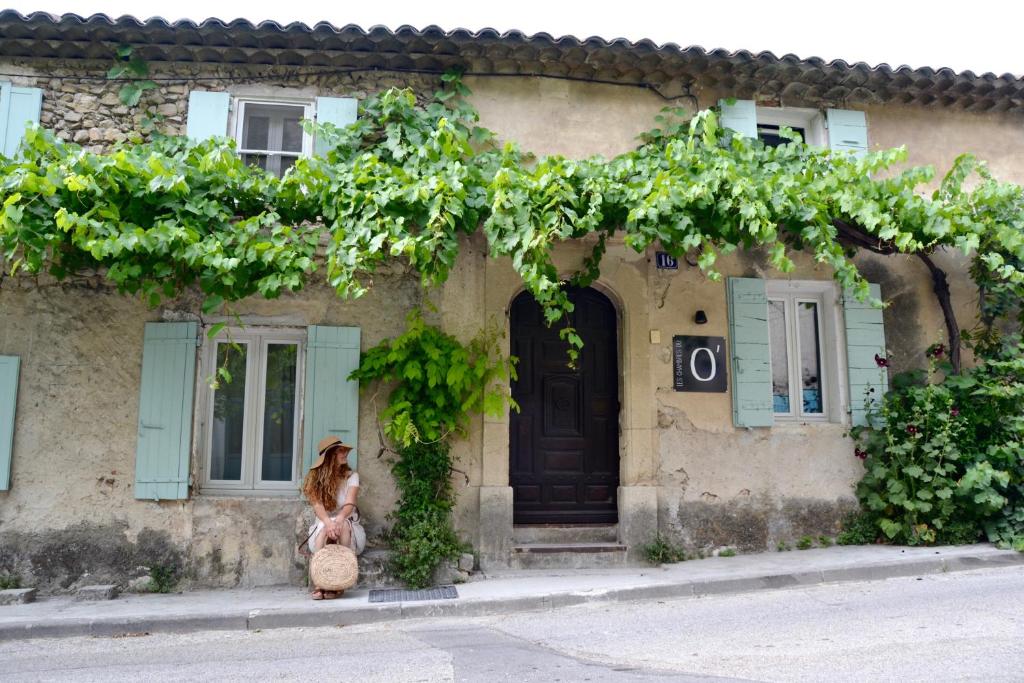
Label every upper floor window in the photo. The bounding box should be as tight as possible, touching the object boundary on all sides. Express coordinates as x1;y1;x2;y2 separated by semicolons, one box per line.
755;107;827;147
719;100;863;151
234;100;313;177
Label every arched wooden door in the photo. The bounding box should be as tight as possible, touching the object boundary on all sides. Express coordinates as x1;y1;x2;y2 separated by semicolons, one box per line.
509;287;620;524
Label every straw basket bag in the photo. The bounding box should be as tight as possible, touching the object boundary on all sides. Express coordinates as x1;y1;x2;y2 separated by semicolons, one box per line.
310;544;359;592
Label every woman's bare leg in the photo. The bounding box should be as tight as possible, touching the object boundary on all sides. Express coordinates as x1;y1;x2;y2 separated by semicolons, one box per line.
339;519;352;550
309;530;327;594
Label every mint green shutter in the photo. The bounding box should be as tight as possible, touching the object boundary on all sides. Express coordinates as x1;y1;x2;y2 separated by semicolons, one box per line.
0;83;43;158
827;109;868;156
728;277;773;427
303;326;361;471
314;96;358;156
0;356;20;490
134;322;198;500
844;283;888;426
719;99;757;139
186;91;231;141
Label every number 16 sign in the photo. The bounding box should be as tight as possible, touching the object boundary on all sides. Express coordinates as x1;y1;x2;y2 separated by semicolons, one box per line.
672;336;727;393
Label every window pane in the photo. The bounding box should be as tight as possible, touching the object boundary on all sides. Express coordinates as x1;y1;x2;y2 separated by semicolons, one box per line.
261;344;298;481
798;302;824;414
211;343;248;481
281;117;303;152
758;124;806;148
243;114;270;150
279;155;298;175
769;300;790;413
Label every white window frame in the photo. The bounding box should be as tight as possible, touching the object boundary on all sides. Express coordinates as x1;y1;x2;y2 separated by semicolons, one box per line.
765;280;847;423
755;106;828;147
233;98;314;177
198;325;306;496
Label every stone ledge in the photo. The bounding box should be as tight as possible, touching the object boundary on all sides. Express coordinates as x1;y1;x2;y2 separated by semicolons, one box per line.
75;585;119;601
0;588;37;605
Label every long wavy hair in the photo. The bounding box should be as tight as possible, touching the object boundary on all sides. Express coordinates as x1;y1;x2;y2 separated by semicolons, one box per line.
302;446;352;512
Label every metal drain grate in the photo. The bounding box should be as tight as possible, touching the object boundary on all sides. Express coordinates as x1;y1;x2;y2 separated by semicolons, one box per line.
368;585;459;603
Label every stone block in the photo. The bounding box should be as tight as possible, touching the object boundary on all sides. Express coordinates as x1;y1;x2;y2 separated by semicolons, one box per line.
76;584;120;601
617;485;659;563
458;552;475;572
0;588;37;605
127;576;152;593
478;486;513;570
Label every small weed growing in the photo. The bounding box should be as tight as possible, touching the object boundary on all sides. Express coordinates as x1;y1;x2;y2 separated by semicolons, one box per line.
796;535;815;550
718;548;737;557
776;541;791;552
817;535;833;547
0;574;21;590
643;534;686;565
836;512;879;546
148;565;179;593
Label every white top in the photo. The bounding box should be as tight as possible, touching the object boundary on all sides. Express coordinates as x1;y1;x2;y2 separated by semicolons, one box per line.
333;471;360;513
307;471;363;554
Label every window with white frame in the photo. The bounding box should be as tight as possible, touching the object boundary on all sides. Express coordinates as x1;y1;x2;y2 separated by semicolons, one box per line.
201;327;305;493
234;100;313;177
756;107;827;147
765;280;843;421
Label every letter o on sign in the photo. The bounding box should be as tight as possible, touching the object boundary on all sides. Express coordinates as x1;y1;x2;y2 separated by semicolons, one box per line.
690;347;717;382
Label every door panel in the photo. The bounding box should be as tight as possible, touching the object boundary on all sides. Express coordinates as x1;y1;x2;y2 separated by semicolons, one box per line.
510;287;620;524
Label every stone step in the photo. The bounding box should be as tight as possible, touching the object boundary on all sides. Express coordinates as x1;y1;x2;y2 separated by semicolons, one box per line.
512;524;618;544
511;542;628;570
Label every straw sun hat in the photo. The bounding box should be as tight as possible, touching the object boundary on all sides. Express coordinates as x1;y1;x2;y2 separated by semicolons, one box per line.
310;435;353;470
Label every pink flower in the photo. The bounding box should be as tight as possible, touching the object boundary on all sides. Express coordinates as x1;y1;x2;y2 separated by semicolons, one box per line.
951;407;960;417
854;448;868;461
907;425;919;435
926;344;946;359
874;354;890;368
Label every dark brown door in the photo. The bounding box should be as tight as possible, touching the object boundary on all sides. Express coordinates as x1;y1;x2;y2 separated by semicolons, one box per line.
510;287;619;524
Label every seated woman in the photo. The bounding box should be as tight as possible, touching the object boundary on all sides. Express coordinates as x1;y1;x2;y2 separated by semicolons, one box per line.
302;435;366;599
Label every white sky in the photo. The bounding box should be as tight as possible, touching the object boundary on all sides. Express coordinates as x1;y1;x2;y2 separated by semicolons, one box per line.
7;0;1024;77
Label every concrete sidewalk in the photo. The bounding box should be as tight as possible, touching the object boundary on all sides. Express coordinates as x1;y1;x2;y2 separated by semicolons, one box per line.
1;544;1021;641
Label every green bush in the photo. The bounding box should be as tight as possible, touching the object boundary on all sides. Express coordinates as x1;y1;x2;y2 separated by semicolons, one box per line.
643;534;686;564
850;343;1023;548
386;441;466;588
350;315;513;588
0;574;21;590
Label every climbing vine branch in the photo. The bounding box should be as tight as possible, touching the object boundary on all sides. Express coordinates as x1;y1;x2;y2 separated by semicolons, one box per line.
2;77;1024;365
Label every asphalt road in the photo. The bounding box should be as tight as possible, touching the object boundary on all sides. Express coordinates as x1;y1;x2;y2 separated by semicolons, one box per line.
2;566;1021;682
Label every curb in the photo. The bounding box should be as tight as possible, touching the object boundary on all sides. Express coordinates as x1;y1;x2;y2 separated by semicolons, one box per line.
2;550;1021;641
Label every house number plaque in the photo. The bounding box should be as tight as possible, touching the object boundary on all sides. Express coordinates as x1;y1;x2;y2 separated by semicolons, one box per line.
672;335;727;392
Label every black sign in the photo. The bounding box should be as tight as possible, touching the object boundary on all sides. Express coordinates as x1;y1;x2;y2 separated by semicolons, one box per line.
655;252;678;270
672;336;727;392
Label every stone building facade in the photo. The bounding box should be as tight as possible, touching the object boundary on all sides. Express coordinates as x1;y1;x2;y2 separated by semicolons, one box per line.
1;12;1023;591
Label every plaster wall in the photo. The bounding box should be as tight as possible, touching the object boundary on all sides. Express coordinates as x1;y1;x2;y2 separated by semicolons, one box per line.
2;62;1023;585
0;271;423;590
465;77;1024;552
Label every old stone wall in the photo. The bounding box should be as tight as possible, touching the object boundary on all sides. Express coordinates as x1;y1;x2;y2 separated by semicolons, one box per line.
1;59;441;150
